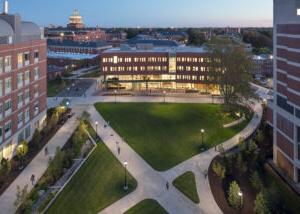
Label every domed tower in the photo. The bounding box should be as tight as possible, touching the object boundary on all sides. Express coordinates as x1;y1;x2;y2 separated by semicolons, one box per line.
67;9;84;29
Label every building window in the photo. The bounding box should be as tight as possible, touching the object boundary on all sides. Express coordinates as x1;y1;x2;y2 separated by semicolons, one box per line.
113;56;118;64
0;57;3;73
25;89;30;104
18;131;24;143
25;71;30;85
277;95;294;115
25;108;30;123
18;93;23;109
34;68;39;81
0;80;2;97
4;121;12;139
17;53;23;68
25;125;30;139
34;102;39;116
0;104;3;121
4;99;11;116
5;77;11;94
34;50;39;63
4;56;11;72
297;8;300;16
18;112;23;129
17;73;23;88
24;52;30;66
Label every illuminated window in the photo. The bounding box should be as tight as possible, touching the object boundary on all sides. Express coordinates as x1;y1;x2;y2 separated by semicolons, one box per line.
113;56;118;64
18;53;23;68
297;8;300;16
4;56;12;72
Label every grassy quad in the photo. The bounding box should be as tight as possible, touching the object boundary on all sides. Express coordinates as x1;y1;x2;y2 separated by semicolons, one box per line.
124;199;168;214
173;171;200;203
46;135;137;213
95;103;250;171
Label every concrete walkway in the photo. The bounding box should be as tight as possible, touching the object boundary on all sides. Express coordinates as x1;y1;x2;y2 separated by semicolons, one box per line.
84;100;263;214
0;107;84;214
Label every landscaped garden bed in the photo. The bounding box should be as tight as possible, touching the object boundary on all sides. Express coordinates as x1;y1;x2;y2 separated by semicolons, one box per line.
15;116;93;213
209;119;300;214
94;103;252;171
173;171;199;204
43;115;137;214
124;199;167;214
0;107;72;195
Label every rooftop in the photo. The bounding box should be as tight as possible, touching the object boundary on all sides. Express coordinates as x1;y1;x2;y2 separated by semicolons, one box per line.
47;39;112;49
103;45;208;54
47;51;99;60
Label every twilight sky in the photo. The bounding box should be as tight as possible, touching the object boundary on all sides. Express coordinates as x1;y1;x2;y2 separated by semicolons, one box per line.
7;0;273;27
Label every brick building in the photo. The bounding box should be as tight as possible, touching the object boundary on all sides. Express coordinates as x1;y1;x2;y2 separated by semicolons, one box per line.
0;4;47;160
267;0;300;184
101;44;219;93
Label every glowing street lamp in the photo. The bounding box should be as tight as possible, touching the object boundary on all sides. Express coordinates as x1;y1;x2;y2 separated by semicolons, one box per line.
95;121;99;139
201;129;205;145
114;90;117;104
123;161;128;190
238;191;243;208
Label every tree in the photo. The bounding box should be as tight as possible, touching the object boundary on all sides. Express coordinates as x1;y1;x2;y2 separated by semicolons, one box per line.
0;158;11;175
250;171;263;191
212;160;226;179
210;46;253;111
14;185;29;209
187;29;207;46
31;129;42;149
255;130;264;144
16;141;29;168
254;192;270;214
48;147;64;181
228;181;243;209
236;154;247;176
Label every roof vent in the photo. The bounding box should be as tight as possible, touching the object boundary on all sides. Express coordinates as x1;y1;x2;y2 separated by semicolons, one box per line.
3;0;8;14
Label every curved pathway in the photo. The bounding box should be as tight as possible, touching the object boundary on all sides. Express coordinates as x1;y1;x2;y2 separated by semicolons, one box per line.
83;99;263;214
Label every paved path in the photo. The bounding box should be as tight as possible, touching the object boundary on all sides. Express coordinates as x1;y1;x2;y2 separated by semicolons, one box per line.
0;107;84;214
84;100;262;214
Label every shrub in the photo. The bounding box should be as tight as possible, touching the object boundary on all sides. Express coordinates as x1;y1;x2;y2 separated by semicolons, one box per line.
212;161;226;179
250;171;263;191
30;129;42;149
14;185;29;209
228;181;243;209
16;141;29;167
236;154;247;176
47;147;64;182
0;158;12;175
254;192;270;214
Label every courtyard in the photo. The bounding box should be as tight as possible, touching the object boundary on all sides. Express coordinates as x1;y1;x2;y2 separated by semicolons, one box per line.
95;103;251;171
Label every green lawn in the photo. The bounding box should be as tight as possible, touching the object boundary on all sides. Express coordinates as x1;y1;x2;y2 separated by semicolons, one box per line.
124;199;168;214
94;103;250;171
46;139;137;213
47;79;71;97
173;171;200;203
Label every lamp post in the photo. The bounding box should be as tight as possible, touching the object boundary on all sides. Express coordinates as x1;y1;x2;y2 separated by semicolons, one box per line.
163;90;166;103
114;90;117;104
201;129;205;145
95;121;99;139
123;161;128;190
238;191;243;209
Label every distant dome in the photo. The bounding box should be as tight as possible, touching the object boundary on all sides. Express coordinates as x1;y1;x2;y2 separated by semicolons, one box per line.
0;19;14;37
21;21;41;37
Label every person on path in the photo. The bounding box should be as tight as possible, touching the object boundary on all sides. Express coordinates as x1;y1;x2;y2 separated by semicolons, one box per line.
166;182;169;190
30;174;35;186
44;147;48;156
117;146;121;155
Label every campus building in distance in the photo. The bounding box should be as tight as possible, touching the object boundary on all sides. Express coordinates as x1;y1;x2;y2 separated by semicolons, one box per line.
101;44;219;93
267;0;300;183
0;2;47;159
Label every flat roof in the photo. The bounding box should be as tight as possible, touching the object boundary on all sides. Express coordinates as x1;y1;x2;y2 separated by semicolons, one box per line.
47;51;98;60
103;46;208;54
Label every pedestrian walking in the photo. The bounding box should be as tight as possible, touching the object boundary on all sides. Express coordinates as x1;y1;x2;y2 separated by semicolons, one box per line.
44;147;48;156
166;182;169;190
30;174;35;185
117;146;121;155
204;170;208;179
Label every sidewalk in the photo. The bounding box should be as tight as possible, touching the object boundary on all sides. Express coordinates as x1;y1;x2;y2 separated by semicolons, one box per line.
0;110;81;214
